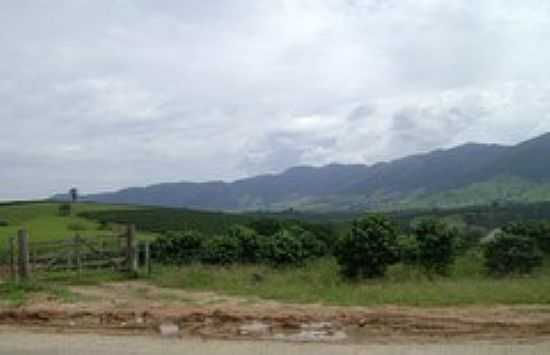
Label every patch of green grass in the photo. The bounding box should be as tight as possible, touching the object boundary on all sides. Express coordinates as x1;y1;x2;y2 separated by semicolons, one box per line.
0;281;77;306
0;202;158;257
36;269;131;286
151;254;550;307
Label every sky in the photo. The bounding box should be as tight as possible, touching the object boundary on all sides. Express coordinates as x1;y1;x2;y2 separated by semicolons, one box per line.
2;0;550;200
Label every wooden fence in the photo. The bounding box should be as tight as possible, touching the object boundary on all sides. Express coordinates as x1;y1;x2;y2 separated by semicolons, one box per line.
4;225;151;283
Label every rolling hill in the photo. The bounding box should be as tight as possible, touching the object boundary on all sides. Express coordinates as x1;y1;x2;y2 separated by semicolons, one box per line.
54;132;550;212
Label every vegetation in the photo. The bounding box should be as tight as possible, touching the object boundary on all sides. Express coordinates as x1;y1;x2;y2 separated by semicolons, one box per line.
412;219;457;275
151;225;328;266
484;233;543;275
335;215;399;279
58;203;72;216
151;255;550;306
4;200;550;307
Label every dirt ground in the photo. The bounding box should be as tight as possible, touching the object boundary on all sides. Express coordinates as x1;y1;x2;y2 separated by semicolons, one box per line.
2;281;550;344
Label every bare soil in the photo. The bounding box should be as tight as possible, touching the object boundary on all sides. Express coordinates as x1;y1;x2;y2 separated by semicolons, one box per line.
1;281;550;344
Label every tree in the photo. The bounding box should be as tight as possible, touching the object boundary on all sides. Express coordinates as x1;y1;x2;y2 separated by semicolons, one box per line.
335;215;399;279
484;232;543;275
69;188;78;203
413;219;457;275
502;221;550;253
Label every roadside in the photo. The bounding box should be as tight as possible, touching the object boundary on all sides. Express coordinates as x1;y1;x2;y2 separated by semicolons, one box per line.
1;280;550;344
1;327;550;355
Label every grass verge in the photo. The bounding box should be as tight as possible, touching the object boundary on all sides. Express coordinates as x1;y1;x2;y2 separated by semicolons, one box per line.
150;253;550;307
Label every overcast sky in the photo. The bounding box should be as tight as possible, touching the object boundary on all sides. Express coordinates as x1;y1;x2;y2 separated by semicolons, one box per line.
2;0;550;200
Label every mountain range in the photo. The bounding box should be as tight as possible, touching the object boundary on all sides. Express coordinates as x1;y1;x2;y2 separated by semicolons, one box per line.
54;132;550;212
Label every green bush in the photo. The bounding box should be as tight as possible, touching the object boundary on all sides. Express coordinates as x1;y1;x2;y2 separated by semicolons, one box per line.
248;219;282;236
261;229;306;266
335;215;399;279
0;219;8;227
413;219;457;275
484;232;543;275
227;225;264;263
152;231;204;264
201;235;242;265
502;221;550;253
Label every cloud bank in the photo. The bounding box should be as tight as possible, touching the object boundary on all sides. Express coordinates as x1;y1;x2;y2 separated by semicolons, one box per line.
2;0;550;199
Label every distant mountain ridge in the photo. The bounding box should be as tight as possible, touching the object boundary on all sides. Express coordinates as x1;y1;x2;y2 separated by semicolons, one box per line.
53;132;550;212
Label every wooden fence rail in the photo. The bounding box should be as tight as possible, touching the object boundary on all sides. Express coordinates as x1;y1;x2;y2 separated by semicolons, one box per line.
4;225;151;283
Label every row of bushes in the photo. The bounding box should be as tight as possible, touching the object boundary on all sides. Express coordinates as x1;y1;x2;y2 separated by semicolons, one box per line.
151;224;329;266
335;215;545;279
151;214;548;279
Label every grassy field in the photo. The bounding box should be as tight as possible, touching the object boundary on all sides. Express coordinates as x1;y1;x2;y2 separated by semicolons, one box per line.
151;253;550;307
2;201;550;307
0;202;157;255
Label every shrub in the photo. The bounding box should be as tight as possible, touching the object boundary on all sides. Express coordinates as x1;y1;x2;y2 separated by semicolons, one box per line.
484;232;543;275
248;219;282;236
261;229;306;266
288;226;328;260
227;225;264;263
0;219;8;227
201;235;242;265
413;219;457;275
152;231;204;264
335;215;399;279
502;221;550;253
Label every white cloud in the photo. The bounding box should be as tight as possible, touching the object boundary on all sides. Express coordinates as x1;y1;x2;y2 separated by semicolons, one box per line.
1;0;550;199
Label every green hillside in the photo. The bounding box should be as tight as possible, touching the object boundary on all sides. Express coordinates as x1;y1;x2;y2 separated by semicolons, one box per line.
0;202;154;255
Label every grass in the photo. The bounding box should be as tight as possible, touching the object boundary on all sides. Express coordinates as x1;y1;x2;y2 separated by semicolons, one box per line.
0;281;77;306
150;252;550;307
0;202;157;257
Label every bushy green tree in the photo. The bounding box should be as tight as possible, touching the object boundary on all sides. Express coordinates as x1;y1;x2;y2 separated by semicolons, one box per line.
413;219;457;275
248;219;282;236
335;215;399;279
484;232;543;275
227;225;264;263
152;230;204;264
503;221;550;253
202;235;242;265
261;229;305;266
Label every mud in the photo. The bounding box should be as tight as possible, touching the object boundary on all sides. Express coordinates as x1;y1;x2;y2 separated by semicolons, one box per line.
1;281;550;344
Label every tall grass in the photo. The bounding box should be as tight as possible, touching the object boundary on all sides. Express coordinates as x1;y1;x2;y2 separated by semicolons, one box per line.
151;253;550;306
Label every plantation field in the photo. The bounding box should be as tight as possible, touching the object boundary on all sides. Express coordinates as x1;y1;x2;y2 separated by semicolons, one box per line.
2;201;550;307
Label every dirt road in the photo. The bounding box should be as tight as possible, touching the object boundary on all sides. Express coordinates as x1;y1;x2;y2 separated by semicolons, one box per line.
0;329;549;355
2;281;550;344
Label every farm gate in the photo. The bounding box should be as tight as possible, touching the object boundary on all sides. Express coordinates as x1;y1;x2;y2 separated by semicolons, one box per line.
2;225;151;283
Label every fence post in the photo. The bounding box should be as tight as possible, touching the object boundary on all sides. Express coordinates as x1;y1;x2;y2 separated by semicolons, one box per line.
17;229;31;281
144;241;151;276
126;225;138;274
74;234;82;276
8;236;17;283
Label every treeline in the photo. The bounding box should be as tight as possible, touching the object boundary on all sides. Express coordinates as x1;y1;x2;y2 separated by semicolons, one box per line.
336;216;548;279
152;220;334;266
150;214;550;279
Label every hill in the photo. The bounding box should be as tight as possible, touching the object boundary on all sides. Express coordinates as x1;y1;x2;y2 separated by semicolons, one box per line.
53;132;550;211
